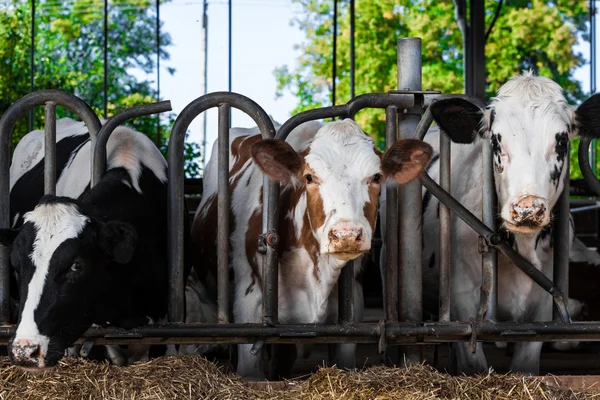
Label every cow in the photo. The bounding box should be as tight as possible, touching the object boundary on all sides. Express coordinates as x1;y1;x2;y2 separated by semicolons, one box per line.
380;71;600;375
192;118;434;380
0;117;192;369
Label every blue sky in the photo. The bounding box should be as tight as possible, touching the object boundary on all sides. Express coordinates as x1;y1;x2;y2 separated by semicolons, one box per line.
147;0;595;168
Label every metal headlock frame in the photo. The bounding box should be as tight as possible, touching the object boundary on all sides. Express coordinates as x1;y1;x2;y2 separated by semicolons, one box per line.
0;39;599;368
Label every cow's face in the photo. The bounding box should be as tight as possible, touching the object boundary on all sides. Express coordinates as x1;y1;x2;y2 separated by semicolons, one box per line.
431;72;600;235
251;119;433;261
0;196;137;369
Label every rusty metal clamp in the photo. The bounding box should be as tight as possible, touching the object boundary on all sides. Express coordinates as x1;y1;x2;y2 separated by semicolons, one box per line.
258;230;279;254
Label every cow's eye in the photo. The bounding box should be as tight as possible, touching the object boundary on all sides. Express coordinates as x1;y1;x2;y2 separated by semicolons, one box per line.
372;174;381;183
557;136;568;148
305;174;314;183
70;262;83;273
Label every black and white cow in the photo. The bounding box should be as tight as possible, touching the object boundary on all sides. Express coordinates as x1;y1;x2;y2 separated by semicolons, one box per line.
0;118;191;368
381;71;600;375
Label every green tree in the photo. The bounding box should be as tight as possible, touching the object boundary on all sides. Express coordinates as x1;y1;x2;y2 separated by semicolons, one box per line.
275;0;588;155
0;0;202;177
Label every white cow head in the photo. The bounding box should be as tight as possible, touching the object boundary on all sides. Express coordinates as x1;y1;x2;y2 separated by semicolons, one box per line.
251;118;433;261
430;72;600;235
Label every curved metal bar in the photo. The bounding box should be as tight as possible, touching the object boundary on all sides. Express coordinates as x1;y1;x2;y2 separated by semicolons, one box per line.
578;136;600;196
276;93;414;140
0;90;102;324
168;91;276;323
418;172;570;323
91;100;172;187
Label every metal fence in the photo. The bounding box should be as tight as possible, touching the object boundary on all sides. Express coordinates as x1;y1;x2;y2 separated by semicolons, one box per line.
0;37;600;370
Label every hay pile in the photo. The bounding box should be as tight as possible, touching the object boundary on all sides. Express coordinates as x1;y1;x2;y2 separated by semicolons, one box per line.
0;355;597;400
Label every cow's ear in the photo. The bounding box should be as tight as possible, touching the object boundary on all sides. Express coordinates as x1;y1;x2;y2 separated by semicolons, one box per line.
99;221;138;264
382;139;434;184
430;98;484;144
575;93;600;138
0;229;19;247
251;139;302;185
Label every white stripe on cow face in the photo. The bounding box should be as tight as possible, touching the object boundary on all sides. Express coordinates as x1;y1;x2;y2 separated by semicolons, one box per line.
304;119;381;257
15;202;89;357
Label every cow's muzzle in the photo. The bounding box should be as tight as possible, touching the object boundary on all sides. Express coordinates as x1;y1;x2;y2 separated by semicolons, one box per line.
324;222;370;260
8;338;47;369
505;195;549;233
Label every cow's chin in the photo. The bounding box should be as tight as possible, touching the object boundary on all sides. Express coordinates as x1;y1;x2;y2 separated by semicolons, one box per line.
326;251;364;262
502;220;545;235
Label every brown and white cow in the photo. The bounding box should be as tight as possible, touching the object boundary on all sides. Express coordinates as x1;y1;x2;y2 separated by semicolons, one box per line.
192;118;433;380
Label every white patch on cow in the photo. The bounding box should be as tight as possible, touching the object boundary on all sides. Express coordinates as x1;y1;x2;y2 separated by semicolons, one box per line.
15;202;89;360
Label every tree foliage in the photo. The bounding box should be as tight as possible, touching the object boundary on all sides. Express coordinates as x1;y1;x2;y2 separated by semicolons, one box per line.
0;0;202;177
275;0;589;157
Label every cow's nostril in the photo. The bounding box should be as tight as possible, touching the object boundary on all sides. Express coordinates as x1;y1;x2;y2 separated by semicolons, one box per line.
30;345;40;359
355;230;363;242
329;230;339;242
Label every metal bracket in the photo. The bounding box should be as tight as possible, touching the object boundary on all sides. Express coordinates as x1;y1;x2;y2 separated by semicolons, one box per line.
79;340;95;358
377;320;386;355
468;318;478;354
258;230;279;254
478;232;503;254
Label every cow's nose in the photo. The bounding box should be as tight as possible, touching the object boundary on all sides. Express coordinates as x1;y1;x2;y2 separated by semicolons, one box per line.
510;196;547;226
11;339;42;365
329;224;364;244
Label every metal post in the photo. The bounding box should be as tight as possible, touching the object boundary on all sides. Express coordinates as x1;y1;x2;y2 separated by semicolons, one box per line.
332;0;337;106
553;154;570;321
29;0;35;132
384;105;399;365
336;259;355;368
481;139;497;322
590;0;597;177
202;0;209;168
349;0;355;99
397;37;423;365
217;105;230;323
262;177;279;325
439;128;451;322
103;0;108;119
156;0;161;147
44;102;56;196
228;0;232;126
465;0;486;101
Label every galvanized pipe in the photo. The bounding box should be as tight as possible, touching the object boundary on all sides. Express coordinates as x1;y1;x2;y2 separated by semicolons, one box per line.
438;123;451;322
336;259;355;368
578;136;600;196
553;151;570;321
92;101;171;187
217;104;230;324
0;90;102;324
396;37;423;365
384;106;399;323
168;92;276;323
262;176;280;325
480;136;498;322
44;102;57;196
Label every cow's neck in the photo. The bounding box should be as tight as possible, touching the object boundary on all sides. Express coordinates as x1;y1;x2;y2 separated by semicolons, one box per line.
277;187;347;323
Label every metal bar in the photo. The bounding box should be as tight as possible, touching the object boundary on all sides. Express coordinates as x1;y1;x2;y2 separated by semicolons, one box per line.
217;104;230;324
349;0;355;99
438;123;451;322
336;259;355;368
44;102;57;196
396;37;423;365
384;106;399;323
29;0;35;132
0;321;599;345
466;0;486;101
480;135;498;323
419;172;570;323
332;0;337;106
202;0;209;168
169;92;276;324
103;0;108;119
578;136;600;196
571;202;600;213
276;93;414;140
262;177;279;325
228;0;232;92
156;0;161;146
92;101;171;187
553;151;570;321
0;90;102;324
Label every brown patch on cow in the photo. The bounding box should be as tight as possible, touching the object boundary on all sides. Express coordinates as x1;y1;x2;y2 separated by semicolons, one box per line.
230;135;261;178
251;139;302;184
363;179;381;231
382;139;433;184
304;165;326;231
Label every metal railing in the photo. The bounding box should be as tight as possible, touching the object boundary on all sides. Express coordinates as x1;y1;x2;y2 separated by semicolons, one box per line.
0;37;599;374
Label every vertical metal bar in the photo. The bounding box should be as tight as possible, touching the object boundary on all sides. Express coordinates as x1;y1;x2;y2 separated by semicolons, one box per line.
44;102;56;196
384;105;399;366
103;0;108;119
397;37;423;365
349;0;355;99
29;0;35;131
202;0;209;168
590;0;597;177
468;0;486;101
553;153;570;321
262;178;279;325
481;138;497;322
156;0;161;147
331;0;337;107
217;105;230;323
0;128;9;324
228;0;232;126
439;128;451;322
336;259;355;368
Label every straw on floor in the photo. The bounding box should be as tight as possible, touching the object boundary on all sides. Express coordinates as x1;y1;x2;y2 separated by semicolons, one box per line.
0;355;598;400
